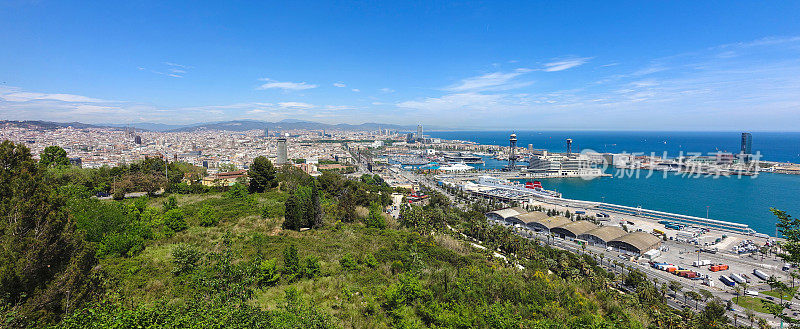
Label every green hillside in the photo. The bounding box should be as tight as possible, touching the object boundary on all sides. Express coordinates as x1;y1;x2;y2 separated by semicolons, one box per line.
0;141;735;328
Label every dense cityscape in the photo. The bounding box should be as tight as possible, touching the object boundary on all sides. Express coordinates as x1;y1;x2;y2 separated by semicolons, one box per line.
4;1;800;328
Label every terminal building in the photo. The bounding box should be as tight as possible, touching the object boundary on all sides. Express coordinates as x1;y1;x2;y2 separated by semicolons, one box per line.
526;154;603;177
578;226;627;248
487;208;663;256
485;207;526;222
607;231;662;255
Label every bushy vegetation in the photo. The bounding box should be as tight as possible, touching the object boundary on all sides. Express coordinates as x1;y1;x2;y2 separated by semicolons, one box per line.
0;140;753;328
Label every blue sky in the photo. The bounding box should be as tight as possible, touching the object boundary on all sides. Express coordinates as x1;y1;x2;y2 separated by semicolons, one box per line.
1;1;800;130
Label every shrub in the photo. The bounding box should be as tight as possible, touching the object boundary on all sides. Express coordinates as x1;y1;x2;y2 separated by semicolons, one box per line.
261;199;285;219
362;253;378;269
301;256;321;279
257;258;281;286
340;253;358;271
365;202;386;229
198;204;220;227
163;208;188;232
162;195;178;211
283;244;300;281
172;243;201;275
226;182;250;200
97;232;145;258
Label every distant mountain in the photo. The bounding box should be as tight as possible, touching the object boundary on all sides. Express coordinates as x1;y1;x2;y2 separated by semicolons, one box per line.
0;120;114;130
103;122;187;132
2;119;435;132
168;120;418;132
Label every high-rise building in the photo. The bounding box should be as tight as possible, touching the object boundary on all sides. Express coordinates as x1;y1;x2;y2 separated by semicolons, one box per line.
416;124;423;142
566;139;573;155
741;132;753;163
264;127;269;138
134;135;142;145
741;132;752;155
276;138;288;165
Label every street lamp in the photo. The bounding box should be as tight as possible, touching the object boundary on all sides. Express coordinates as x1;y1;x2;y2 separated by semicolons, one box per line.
706;205;710;219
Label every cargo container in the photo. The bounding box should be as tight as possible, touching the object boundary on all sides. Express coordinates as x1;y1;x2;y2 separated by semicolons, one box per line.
753;269;769;280
719;275;736;287
692;260;711;267
710;264;728;272
730;273;746;284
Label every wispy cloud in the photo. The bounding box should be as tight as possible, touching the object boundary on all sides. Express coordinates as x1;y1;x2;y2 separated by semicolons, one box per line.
138;62;192;78
351;88;360;92
257;78;318;91
278;101;315;109
445;68;532;92
542;57;591;72
333;82;346;88
380;88;395;93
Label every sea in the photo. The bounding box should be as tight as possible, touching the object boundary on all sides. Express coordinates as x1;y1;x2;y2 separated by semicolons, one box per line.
426;131;800;235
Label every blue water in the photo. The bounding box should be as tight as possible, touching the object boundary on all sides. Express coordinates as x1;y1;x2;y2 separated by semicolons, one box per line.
429;131;800;163
427;131;800;235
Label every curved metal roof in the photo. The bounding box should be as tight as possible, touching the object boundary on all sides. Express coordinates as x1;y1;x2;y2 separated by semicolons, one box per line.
486;207;526;220
579;226;627;243
609;231;662;252
551;220;598;237
509;211;549;224
532;216;572;230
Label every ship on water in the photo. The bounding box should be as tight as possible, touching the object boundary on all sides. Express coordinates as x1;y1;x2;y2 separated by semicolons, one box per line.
475;176;562;198
443;152;485;164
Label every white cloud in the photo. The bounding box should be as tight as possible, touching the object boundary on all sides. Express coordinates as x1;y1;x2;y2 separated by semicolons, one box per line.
445;68;532;92
351;88;360;92
0;89;107;103
257;78;318;91
542;57;591;72
333;82;346;88
278;102;315;109
380;88;395;93
397;93;506;112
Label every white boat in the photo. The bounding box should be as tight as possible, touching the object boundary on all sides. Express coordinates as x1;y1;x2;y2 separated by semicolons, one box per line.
438;162;474;172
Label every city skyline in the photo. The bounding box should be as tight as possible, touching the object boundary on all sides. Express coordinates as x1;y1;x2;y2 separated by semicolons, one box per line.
2;1;800;130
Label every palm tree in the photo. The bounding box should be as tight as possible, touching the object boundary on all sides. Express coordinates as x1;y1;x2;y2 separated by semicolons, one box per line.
734;285;742;304
745;308;755;328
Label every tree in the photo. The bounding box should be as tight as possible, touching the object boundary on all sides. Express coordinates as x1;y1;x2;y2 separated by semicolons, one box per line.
366;202;386;229
249;156;277;193
283;195;302;230
700;299;728;328
283;244;300;281
309;182;323;228
685;291;701;310
668;280;682;297
0;141;97;325
39;145;69;167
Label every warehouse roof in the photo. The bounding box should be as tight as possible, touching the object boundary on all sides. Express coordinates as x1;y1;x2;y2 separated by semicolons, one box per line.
486;207;526;220
610;231;662;252
580;226;627;243
509;212;549;224
551;220;598;237
533;216;572;230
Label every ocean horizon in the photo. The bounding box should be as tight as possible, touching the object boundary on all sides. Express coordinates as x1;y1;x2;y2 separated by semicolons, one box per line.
426;130;800;235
